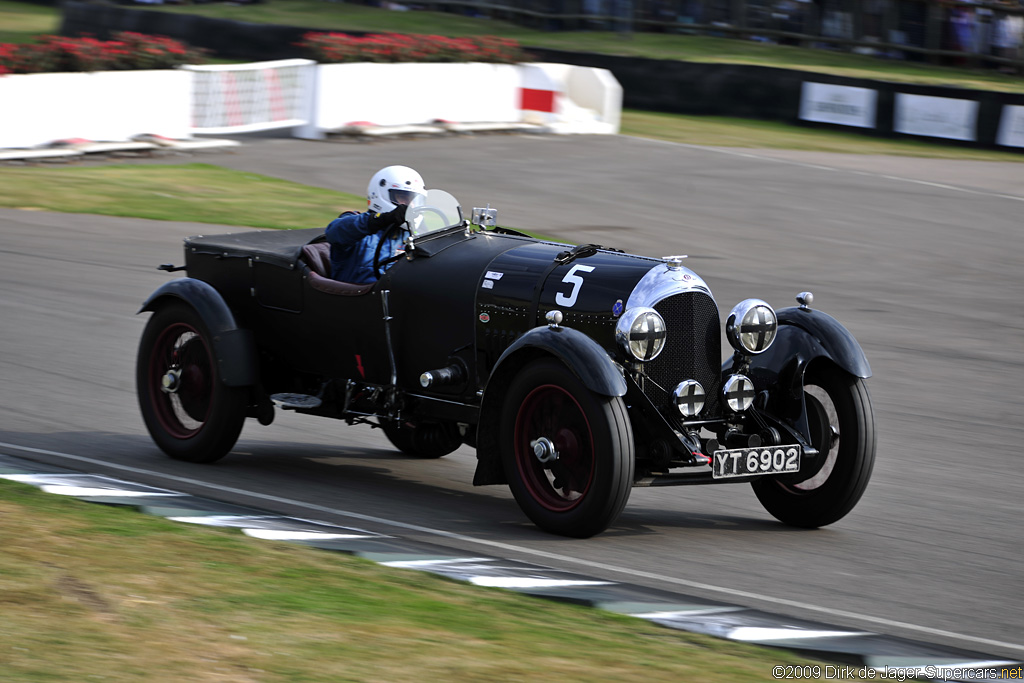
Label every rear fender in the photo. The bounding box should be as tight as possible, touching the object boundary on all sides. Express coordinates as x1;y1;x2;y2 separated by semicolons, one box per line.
473;325;626;486
139;278;258;387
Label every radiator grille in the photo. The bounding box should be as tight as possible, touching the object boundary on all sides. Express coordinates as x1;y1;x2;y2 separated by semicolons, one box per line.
640;292;722;418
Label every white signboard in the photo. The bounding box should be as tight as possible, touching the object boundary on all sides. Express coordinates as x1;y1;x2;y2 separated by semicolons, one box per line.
799;82;878;129
894;93;978;141
996;104;1024;148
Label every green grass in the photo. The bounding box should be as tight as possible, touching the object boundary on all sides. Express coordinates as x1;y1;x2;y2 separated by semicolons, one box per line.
0;163;365;228
0;0;59;43
0;478;827;682
621;109;1024;161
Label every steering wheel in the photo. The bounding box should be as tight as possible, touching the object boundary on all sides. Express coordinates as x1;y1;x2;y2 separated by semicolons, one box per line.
373;222;408;280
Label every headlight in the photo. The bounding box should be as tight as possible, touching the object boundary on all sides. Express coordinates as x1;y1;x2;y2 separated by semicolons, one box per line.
723;374;755;412
615;307;667;361
673;380;705;417
726;299;777;355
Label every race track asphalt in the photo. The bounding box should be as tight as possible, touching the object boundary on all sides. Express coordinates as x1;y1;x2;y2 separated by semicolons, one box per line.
1;133;1021;659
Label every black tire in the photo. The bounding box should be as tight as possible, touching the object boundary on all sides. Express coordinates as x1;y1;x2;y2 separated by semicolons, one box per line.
136;302;247;463
382;420;462;459
499;358;634;538
752;363;876;528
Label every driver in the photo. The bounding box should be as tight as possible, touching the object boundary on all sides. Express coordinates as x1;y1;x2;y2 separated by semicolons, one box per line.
324;165;426;284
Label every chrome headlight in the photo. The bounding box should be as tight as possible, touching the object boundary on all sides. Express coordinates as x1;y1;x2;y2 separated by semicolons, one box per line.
726;299;777;355
723;374;755;412
615;307;667;361
673;380;705;417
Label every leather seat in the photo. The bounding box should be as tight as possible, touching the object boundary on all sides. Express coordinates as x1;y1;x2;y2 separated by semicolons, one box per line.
300;242;373;296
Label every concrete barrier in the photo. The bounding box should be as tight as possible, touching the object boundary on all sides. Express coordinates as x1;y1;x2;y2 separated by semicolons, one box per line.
0;60;622;150
0;70;191;150
295;61;620;138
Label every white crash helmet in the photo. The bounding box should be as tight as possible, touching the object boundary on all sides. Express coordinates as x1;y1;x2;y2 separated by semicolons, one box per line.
367;165;426;213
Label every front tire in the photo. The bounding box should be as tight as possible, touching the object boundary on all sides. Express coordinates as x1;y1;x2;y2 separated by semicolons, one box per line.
136;302;247;463
499;359;634;538
752;363;875;527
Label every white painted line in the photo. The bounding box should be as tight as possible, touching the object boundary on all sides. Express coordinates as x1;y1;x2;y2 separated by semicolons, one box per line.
166;515;278;527
1;473;182;496
381;558;497;569
39;485;183;498
728;627;872;642
2;440;1022;655
468;577;612;589
631;608;746;619
243;529;372;541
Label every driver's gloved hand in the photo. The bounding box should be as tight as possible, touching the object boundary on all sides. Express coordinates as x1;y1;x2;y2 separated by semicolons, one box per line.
388;204;407;224
368;204;407;230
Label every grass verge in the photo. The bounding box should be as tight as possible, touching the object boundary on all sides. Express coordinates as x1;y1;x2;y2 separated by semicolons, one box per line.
0;478;825;682
0;163;365;229
0;0;59;44
621;110;1024;161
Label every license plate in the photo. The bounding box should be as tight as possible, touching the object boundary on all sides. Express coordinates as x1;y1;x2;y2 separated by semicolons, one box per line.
712;445;802;479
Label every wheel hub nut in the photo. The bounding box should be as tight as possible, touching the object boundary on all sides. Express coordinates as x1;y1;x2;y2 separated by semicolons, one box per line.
530;437;558;464
161;368;181;393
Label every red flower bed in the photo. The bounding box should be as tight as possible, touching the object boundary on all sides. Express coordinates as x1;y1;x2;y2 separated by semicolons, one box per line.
300;32;527;64
0;33;206;75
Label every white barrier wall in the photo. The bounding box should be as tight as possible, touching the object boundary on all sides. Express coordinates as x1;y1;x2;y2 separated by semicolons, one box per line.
298;62;522;138
296;61;622;138
519;63;622;135
0;70;191;150
183;59;316;135
0;61;622;150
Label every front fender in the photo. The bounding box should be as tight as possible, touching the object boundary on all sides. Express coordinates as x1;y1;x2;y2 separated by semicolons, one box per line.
727;307;870;387
492;325;627;398
473;324;625;486
776;306;871;379
139;278;257;387
725;306;869;444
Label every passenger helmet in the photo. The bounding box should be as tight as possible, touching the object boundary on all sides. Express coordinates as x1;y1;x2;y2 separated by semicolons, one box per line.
367;165;426;213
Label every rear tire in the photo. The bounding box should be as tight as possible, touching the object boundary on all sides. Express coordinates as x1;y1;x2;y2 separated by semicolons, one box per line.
136;302;247;463
499;359;634;538
752;363;875;527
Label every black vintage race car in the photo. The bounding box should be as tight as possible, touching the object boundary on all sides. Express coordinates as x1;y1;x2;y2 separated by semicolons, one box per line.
137;190;875;538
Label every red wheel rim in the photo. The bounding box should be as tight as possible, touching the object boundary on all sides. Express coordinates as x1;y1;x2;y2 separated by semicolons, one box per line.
513;384;595;512
148;322;213;439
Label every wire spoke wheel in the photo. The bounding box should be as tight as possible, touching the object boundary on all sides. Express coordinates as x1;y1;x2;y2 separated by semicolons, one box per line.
500;359;633;538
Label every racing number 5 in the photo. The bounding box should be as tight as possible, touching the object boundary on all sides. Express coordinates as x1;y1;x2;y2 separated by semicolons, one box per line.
555;264;595;308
